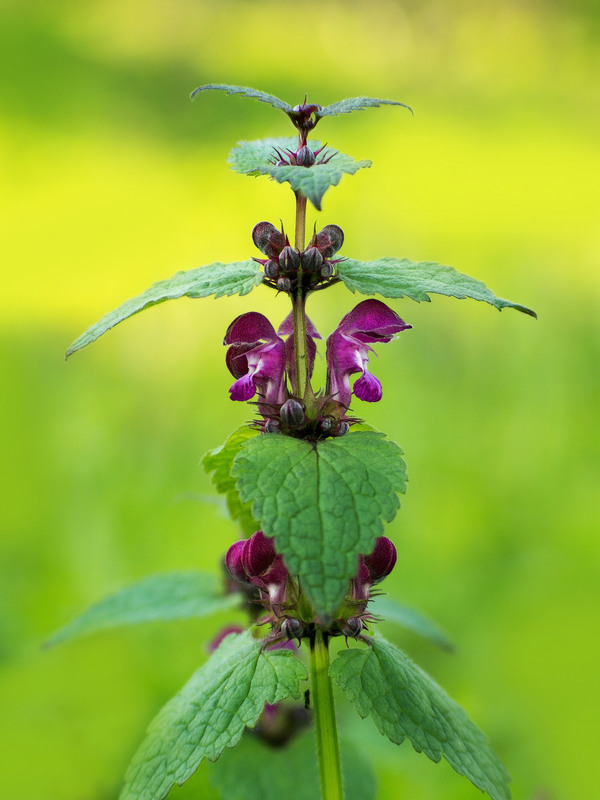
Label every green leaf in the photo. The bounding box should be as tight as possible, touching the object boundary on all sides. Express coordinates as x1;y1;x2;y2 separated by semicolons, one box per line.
190;83;292;112
229;138;371;210
330;637;511;800
317;96;413;118
202;426;261;535
210;730;377;800
336;257;536;317
121;630;307;800
66;260;263;357
46;572;238;647
369;595;454;651
232;431;407;620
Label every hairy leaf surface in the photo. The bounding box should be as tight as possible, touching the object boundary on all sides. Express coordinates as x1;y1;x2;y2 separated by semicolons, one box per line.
210;731;376;800
190;83;292;112
202;427;260;535
229;138;371;209
317;96;413;118
330;637;511;800
369;595;454;651
232;431;407;619
46;572;238;646
66;260;263;356
121;631;306;800
336;258;536;316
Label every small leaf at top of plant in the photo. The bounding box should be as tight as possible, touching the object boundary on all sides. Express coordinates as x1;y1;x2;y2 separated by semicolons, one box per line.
229;138;371;209
190;84;293;112
316;96;413;118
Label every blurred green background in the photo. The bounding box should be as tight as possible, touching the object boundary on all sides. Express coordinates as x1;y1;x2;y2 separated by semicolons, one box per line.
1;0;598;798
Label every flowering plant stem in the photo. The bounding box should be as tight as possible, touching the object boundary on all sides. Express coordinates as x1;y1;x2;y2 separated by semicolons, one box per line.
310;630;344;800
292;191;310;401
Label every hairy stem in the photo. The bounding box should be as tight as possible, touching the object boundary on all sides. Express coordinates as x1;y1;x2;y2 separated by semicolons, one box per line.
309;631;344;800
294;191;307;252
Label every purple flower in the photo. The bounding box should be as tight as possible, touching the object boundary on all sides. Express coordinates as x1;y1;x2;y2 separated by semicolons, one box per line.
326;299;411;408
224;312;287;412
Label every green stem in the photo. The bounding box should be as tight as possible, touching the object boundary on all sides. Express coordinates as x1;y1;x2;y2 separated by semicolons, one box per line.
292;191;309;399
309;631;344;800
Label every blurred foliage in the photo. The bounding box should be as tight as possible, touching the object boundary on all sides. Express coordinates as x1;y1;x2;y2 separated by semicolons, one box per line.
1;1;598;799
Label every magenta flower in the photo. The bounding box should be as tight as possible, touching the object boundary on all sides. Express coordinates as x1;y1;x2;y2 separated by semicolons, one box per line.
326;299;411;408
224;312;287;412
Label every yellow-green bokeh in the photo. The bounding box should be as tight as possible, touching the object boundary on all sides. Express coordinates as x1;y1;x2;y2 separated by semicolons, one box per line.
1;1;598;798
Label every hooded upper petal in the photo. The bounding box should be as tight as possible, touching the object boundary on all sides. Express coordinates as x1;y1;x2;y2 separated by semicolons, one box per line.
224;312;287;408
326;299;410;408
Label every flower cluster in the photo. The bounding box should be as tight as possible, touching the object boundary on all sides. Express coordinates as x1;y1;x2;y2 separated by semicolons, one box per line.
224;530;398;643
252;221;344;294
224;298;410;436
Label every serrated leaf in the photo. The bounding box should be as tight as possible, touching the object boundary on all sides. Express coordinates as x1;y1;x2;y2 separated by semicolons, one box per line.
46;572;238;647
336;258;536;317
210;730;376;800
66;260;263;357
369;595;454;651
202;426;260;535
330;637;511;800
232;431;407;619
190;83;292;112
121;631;307;800
229;138;371;210
317;96;413;118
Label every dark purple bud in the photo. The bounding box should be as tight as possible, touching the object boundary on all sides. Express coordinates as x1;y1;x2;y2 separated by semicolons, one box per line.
352;555;371;604
242;531;277;578
278;246;301;273
342;617;363;639
315;224;344;258
336;421;350;436
281;617;304;641
225;540;249;584
264;418;281;434
296;145;316;167
320;262;334;278
301;246;324;273
262;556;290;605
364;536;397;583
252;222;286;258
319;416;333;434
277;277;292;292
280;398;305;428
264;259;279;279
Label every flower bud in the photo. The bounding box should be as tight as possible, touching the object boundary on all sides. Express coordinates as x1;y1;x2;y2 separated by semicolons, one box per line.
252;222;286;258
342;617;364;639
280;398;305;428
242;530;276;578
277;276;292;292
301;247;324;273
263;259;279;279
281;617;304;641
336;420;349;436
225;539;249;584
320;262;334;278
315;224;344;258
364;536;397;583
295;145;316;167
278;246;301;273
319;416;333;434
